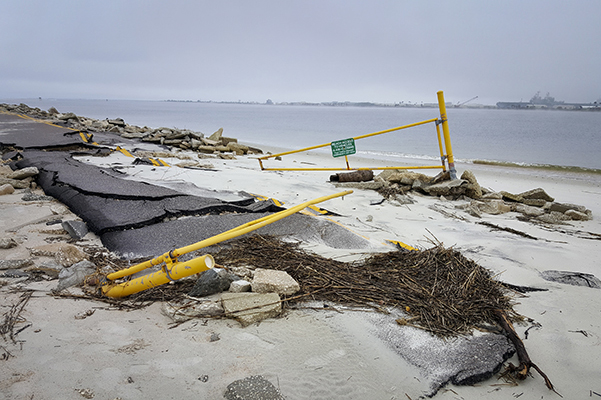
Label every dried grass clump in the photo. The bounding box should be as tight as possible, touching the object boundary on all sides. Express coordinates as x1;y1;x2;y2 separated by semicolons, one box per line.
213;235;517;337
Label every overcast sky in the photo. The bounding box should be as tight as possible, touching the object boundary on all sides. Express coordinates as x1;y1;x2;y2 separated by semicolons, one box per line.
1;1;599;105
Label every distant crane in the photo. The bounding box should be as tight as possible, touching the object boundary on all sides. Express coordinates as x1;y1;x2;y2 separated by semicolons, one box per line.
454;96;478;108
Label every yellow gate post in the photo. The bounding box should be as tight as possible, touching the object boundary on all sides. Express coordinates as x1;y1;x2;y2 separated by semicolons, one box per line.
437;91;457;180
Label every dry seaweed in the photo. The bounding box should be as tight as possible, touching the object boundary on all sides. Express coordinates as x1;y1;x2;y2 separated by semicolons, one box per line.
1;291;33;344
68;235;518;337
211;234;518;337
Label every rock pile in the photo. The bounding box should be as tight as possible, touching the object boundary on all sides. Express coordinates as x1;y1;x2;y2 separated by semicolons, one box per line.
0;103;262;157
0;164;39;193
333;169;593;223
162;265;300;327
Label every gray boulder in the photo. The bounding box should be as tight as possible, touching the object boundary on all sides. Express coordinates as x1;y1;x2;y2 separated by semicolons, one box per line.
189;267;236;297
224;375;285;400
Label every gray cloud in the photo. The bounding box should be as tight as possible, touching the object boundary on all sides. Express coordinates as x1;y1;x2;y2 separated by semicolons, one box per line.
1;0;599;104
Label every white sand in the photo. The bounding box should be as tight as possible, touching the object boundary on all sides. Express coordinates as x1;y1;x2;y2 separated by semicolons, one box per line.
2;143;601;399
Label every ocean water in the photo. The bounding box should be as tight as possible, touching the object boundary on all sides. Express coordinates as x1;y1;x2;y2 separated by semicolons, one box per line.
4;98;601;171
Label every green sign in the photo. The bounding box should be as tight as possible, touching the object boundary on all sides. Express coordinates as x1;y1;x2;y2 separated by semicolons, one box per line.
331;138;356;158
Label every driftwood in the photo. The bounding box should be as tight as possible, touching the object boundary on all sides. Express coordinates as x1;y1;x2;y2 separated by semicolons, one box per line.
329;169;374;182
477;221;539;240
494;309;562;397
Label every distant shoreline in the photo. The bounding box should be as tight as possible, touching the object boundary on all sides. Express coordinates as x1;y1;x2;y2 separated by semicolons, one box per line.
164;99;601;111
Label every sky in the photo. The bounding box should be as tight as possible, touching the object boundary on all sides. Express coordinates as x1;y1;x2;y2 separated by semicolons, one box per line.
1;1;600;105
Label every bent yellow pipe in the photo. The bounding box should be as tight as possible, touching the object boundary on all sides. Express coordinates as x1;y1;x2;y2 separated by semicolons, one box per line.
105;190;353;282
102;254;214;298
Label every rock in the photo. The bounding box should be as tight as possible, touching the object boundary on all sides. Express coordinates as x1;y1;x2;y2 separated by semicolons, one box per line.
221;292;281;327
469;200;512;215
208;127;223;141
48;107;59;114
224;375;285;400
229;266;254;280
523;198;547;207
482;192;503;200
379;170;432;186
499;191;523;203
548;202;587;214
197;145;220;154
58;112;78;121
541;270;601;289
430;171;451;184
22;192;54;201
161;299;224;322
188;267;235;297
518;188;554;202
121;132;147;139
229;279;252;293
536;211;570;224
107;118;126;127
56;244;88;267
50;204;70;215
0;259;34;270
425;179;467;197
460;170;482;199
61;220;89;240
227;142;249;155
565;209;591;221
0;183;15;195
9;167;39;180
0;165;12;177
332;181;386;191
515;204;545;217
251;269;300;296
0;177;30;189
56;260;96;291
31;243;88;267
0;237;18;249
220;136;238;145
190;138;202;149
412;179;428;192
201;137;221;146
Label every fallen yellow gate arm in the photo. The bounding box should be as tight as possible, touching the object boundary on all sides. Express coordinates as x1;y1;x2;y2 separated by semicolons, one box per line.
101;190;353;298
257;117;439;171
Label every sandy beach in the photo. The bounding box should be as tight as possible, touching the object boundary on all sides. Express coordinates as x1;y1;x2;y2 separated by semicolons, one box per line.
2;116;601;399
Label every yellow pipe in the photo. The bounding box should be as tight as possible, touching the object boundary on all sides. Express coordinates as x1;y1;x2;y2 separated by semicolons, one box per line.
435;123;447;171
106;190;353;281
259;165;444;172
173;189;353;256
102;254;214;298
258;118;439;161
437;91;457;179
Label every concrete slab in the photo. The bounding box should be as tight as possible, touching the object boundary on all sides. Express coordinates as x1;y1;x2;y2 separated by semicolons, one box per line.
221;292;281;327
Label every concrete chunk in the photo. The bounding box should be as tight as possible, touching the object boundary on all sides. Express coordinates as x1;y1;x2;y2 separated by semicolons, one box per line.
229;279;252;293
251;268;300;296
518;188;554;202
221;292;281;327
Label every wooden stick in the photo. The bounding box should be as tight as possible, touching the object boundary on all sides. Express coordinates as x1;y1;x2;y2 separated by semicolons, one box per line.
494;309;562;397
